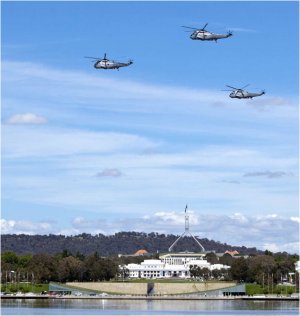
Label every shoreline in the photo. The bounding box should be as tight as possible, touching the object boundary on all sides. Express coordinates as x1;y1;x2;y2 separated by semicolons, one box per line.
1;294;299;301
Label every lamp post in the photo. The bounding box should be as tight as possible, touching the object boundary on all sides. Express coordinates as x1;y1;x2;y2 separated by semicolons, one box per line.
5;271;8;292
31;272;35;293
271;273;273;295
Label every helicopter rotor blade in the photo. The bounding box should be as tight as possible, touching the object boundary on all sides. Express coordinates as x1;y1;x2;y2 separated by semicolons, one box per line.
202;22;208;30
84;56;100;60
226;85;238;90
242;84;250;89
181;26;198;30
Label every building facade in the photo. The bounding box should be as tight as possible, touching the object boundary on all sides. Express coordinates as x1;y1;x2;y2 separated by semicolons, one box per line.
123;253;230;279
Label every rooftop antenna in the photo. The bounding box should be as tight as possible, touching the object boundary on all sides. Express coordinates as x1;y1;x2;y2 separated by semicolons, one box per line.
168;205;205;252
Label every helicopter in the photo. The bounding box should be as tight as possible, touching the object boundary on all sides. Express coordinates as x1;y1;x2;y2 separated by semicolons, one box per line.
224;84;266;99
85;53;133;70
182;23;232;42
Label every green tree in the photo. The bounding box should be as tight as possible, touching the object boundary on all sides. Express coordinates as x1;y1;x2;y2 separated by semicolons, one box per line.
230;257;249;282
57;256;83;282
211;268;230;280
28;254;58;283
248;255;276;285
198;267;210;280
83;255;118;281
205;252;219;264
264;250;273;256
189;265;200;279
1;251;19;265
117;266;130;281
219;253;234;266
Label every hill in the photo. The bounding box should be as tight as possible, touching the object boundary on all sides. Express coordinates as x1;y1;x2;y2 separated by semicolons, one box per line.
1;232;261;256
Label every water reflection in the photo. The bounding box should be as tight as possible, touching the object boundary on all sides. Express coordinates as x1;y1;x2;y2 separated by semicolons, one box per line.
1;298;299;315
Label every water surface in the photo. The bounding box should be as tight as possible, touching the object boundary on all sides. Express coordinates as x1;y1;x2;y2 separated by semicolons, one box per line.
1;298;299;315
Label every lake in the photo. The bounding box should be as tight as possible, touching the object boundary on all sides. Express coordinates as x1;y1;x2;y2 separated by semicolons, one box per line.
1;298;299;315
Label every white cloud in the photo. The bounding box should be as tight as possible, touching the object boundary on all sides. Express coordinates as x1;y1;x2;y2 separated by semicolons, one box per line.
229;212;249;224
153;211;199;226
57;228;80;236
3;126;158;158
1;219;16;232
1;218;55;235
2;61;297;119
71;217;109;235
6;113;47;125
263;242;300;254
73;217;85;225
290;217;300;224
153;211;185;225
2;61;225;112
265;214;278;219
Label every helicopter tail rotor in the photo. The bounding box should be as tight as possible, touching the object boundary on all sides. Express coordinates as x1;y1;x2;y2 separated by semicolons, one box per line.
227;30;233;37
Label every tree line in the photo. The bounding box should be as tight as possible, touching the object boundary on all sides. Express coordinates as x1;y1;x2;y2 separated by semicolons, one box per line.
1;250;121;284
204;251;299;290
2;232;261;256
1;250;298;289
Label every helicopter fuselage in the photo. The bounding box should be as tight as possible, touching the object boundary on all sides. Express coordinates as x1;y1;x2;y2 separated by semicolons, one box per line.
190;30;232;41
229;90;265;99
94;60;132;70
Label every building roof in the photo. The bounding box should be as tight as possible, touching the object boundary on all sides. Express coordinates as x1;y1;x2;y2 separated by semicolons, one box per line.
225;250;239;256
134;249;148;256
160;252;205;259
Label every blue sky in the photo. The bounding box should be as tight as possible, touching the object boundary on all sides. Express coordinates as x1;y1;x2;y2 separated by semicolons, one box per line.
2;1;299;253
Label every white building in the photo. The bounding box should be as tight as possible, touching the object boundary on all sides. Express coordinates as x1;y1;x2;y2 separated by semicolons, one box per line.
123;253;230;279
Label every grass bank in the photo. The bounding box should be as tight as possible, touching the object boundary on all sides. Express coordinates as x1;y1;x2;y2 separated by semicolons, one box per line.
246;283;297;295
0;283;48;293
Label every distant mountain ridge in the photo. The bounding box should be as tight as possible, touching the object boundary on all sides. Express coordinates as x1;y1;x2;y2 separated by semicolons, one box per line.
1;232;262;256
